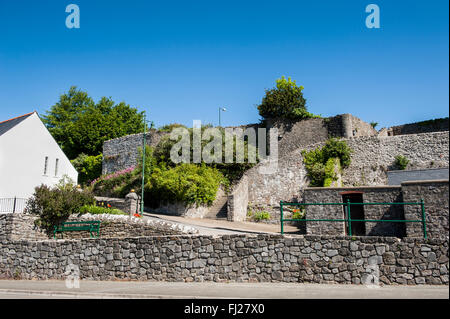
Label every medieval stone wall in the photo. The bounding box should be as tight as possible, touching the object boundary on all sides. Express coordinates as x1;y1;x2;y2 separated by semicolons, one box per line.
102;130;167;174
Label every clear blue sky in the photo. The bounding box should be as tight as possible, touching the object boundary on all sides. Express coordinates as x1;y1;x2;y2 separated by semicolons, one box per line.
0;0;448;129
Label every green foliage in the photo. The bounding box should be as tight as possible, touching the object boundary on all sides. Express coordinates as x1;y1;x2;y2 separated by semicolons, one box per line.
89;167;140;198
24;179;95;236
79;205;127;215
42;86;147;159
370;122;378;128
394;155;410;170
257;76;318;120
158;123;187;132
250;210;271;222
323;157;341;187
145;164;227;207
302;138;352;187
153;126;257;183
71;153;103;185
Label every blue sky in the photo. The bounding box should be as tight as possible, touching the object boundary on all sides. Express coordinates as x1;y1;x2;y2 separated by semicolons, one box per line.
0;0;448;129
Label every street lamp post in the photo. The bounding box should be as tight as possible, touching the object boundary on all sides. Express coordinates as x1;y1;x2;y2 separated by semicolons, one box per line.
219;107;227;127
141;112;150;216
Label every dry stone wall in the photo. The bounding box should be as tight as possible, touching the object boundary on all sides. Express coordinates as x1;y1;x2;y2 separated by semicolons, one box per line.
1;234;447;285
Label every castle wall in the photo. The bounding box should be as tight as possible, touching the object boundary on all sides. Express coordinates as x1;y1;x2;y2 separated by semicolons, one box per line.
102;130;167;174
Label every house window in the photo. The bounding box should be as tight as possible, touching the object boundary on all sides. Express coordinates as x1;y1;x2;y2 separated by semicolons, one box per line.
44;156;48;175
55;158;59;177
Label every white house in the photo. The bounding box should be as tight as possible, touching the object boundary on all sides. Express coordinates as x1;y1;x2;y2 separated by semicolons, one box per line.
0;111;78;202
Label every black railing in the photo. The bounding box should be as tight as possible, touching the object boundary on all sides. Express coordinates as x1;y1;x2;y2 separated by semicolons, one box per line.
0;197;28;213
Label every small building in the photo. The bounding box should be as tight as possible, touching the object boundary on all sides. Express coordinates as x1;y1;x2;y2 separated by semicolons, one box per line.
302;179;449;238
0;112;78;208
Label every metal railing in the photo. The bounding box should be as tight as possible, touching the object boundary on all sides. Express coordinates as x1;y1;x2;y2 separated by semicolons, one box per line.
280;199;427;238
0;197;28;213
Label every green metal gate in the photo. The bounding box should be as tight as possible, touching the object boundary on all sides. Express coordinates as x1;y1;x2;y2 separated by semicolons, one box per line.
279;199;427;238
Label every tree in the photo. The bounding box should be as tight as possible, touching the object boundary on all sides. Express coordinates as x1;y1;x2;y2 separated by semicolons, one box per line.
257;76;316;120
71;153;103;185
42;86;147;159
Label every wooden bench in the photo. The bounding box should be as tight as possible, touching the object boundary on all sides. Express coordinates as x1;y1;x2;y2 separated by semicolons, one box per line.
53;221;101;239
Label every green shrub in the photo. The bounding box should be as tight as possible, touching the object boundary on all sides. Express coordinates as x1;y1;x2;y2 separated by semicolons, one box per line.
302;138;351;186
257;76;319;120
370;122;378;129
71;153;103;185
251;210;271;221
79;205;127;215
394;155;410;170
145;163;227;207
25;179;95;236
323;157;341;187
158;123;188;132
292;207;306;220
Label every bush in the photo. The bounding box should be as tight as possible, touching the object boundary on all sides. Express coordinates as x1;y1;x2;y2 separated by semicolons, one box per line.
394;155;410;170
79;205;127;215
25;179;95;236
323;157;341;187
71;153;103;185
251;210;271;222
145;163;227;207
302;138;352;186
257;76;318;120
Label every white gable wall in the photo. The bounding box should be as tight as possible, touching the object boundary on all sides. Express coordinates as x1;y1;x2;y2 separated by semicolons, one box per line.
0;112;78;199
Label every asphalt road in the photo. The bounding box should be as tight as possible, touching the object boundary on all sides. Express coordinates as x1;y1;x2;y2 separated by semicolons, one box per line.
0;280;447;299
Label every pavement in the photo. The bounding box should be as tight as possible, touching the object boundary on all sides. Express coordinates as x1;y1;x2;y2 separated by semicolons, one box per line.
142;212;300;236
0;280;448;299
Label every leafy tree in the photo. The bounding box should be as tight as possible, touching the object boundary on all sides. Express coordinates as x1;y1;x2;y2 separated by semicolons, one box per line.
257;76;317;120
42;86;147;159
71;153;103;185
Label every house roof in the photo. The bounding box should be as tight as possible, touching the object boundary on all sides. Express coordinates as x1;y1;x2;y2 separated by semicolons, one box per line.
0;112;35;137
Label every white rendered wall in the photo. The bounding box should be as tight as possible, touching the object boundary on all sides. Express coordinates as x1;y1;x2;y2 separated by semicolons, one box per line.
0;112;78;199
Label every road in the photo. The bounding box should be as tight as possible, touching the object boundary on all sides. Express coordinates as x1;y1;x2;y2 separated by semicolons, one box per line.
0;280;447;299
142;212;300;236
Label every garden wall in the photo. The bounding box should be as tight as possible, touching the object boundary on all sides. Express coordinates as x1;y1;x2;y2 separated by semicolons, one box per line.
0;213;198;241
1;234;448;285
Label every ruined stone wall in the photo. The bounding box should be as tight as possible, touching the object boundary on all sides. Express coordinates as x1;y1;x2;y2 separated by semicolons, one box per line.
1;234;448;285
390;118;449;136
102;130;167;174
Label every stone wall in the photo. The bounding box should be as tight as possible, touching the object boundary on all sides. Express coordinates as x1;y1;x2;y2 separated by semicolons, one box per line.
227;175;248;222
0;213;198;241
1;234;447;285
401;180;449;239
102;130;167;174
0;214;47;241
389;117;449;136
343;131;449;186
241;128;447;224
151;202;210;219
267;114;377;158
